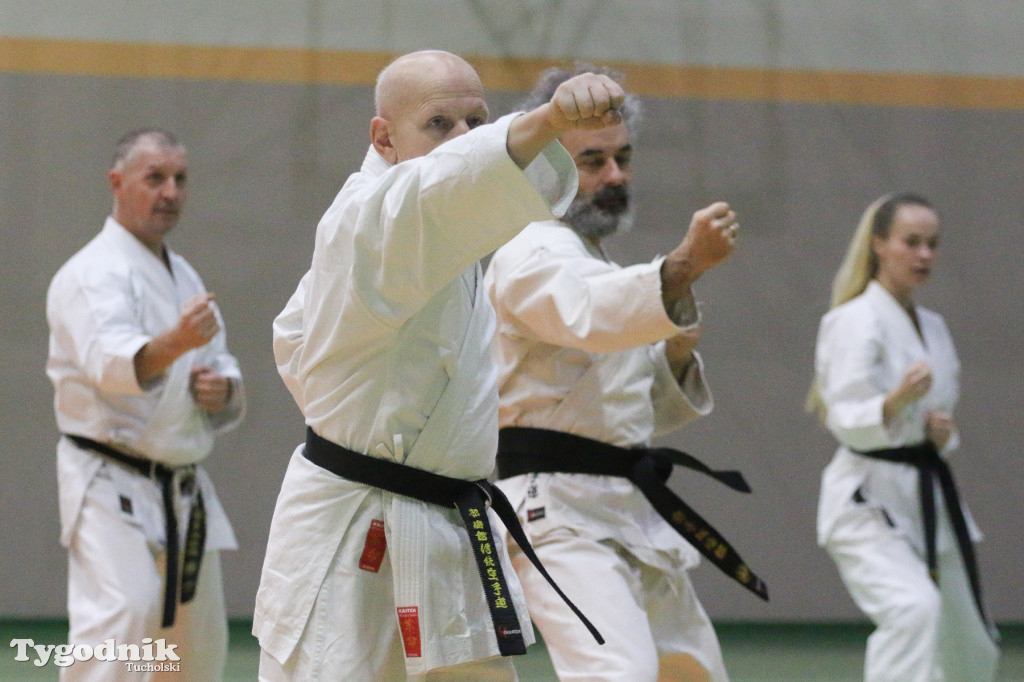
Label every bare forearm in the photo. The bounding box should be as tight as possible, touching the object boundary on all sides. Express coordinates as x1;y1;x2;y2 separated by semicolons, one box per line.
506;105;561;169
133;330;192;384
668;353;695;381
883;360;933;425
660;256;701;314
664;327;700;381
881;392;903;425
135;292;220;384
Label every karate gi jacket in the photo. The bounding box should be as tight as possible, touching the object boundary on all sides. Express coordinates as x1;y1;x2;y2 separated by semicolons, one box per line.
46;217;244;551
484;220;713;572
255;114;577;673
814;280;981;555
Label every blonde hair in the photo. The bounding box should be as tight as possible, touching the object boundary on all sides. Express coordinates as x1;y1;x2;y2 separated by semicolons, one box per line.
805;192;936;421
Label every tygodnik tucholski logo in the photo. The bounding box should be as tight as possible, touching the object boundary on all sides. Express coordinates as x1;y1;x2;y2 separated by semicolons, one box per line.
9;637;181;671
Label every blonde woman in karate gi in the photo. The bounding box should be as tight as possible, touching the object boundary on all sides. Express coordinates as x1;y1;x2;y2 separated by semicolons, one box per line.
809;192;999;681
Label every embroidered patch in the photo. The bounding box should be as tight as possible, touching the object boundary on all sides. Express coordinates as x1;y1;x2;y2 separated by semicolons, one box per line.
358;519;387;573
526;507;545;522
397;606;422;658
119;495;133;515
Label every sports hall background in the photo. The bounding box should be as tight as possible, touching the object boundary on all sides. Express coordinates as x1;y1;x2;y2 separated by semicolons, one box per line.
1;1;1022;630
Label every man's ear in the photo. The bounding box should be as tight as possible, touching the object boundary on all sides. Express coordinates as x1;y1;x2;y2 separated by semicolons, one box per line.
370;116;398;164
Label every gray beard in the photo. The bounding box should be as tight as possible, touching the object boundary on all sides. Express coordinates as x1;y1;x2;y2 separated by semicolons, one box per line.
563;200;634;242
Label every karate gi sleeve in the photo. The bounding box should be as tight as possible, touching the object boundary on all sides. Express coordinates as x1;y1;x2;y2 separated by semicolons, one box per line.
816;309;900;450
346;116;577;327
47;265;152;396
272;272;309;412
490;236;684;353
649;347;714;436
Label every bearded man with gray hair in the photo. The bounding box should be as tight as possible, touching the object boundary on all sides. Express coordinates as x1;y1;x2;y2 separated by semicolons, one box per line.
485;64;766;681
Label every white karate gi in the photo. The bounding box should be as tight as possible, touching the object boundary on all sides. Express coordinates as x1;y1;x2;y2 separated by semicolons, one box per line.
254;114;577;680
814;279;998;682
46;217;244;681
484;220;729;682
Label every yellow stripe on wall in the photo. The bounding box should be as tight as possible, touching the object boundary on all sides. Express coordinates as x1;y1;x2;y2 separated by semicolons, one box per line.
2;36;1023;110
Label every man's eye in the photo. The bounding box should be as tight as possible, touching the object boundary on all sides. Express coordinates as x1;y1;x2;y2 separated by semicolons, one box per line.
467;117;484;129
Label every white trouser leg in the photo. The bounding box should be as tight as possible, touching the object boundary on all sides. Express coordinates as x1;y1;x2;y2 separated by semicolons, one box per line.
512;532;722;682
935;547;999;681
153;551;228;681
62;477;162;682
62;473;227;681
827;504;940;682
644;562;727;682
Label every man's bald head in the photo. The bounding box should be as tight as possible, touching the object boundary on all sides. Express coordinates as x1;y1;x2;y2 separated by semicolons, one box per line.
374;50;482;118
370;50;490;164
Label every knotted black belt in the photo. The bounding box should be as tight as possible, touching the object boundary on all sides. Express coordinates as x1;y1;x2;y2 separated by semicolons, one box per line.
65;435;206;628
302;426;603;656
854;441;992;632
496;426;769;602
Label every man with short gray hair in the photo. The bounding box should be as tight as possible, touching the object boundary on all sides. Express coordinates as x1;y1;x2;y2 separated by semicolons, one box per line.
47;128;246;681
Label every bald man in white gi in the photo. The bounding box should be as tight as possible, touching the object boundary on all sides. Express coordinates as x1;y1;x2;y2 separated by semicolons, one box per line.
254;51;623;681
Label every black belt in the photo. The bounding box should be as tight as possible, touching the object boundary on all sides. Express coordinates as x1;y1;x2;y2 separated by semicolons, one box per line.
496;426;769;602
302;426;603;656
855;442;992;632
65;435;206;629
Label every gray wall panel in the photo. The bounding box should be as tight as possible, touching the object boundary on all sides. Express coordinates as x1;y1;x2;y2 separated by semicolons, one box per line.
4;1;1024;77
1;70;1021;626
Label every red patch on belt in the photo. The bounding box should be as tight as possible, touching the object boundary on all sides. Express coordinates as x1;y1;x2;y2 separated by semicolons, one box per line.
397;606;422;658
358;519;387;572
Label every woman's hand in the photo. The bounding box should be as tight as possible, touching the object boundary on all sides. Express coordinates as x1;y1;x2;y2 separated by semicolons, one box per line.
926;411;955;450
883;360;932;423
